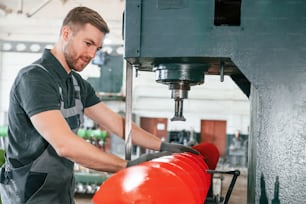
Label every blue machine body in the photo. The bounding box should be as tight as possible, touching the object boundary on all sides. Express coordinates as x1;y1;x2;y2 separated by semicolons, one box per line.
124;0;306;203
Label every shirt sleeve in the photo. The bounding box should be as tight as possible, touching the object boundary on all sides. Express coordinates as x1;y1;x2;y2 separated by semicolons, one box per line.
14;67;61;117
82;79;101;108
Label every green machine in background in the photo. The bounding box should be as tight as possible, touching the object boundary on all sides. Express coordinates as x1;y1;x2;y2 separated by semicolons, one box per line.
0;126;7;150
74;128;109;195
0;150;4;165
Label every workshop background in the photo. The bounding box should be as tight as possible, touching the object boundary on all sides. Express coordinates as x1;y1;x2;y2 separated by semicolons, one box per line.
2;0;305;203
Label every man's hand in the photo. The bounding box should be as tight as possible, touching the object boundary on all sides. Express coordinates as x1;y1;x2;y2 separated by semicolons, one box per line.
126;151;171;167
160;142;199;155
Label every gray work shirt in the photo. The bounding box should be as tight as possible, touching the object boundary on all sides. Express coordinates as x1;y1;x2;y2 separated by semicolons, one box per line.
7;49;100;167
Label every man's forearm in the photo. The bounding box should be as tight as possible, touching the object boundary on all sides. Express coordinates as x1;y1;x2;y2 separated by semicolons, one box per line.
131;123;162;151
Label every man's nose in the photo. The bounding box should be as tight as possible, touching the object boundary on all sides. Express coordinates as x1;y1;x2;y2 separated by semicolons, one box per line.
87;47;97;58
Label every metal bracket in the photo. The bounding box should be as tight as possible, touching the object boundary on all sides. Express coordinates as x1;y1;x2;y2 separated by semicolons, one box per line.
206;169;240;204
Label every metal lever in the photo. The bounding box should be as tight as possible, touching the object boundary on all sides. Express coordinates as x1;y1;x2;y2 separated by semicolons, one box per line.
125;63;137;160
206;169;240;204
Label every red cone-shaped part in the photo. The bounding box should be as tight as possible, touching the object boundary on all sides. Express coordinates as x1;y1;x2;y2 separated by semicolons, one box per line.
93;147;216;204
140;157;202;203
179;152;211;183
193;142;220;170
92;164;197;204
172;153;211;200
149;155;205;203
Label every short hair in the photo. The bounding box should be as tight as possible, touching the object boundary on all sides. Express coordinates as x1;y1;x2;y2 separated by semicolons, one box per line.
62;6;110;34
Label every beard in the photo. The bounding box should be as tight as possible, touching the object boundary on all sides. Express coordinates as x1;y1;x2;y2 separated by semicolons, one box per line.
63;40;90;72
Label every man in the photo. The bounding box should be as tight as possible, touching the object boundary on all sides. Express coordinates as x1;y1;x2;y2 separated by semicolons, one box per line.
0;7;198;204
229;130;245;167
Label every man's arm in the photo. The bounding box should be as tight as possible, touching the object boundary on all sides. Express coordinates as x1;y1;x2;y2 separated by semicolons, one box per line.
30;110;127;172
84;102;162;151
85;102;199;155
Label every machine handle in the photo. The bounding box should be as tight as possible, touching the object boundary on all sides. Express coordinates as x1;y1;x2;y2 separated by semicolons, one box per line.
206;169;240;204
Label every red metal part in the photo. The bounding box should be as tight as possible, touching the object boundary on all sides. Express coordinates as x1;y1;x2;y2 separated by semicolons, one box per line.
92;164;196;204
172;153;211;200
149;155;204;203
193;142;220;170
92;142;219;204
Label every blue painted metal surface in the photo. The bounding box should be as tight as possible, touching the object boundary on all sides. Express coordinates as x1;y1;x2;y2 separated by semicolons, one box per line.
124;0;306;202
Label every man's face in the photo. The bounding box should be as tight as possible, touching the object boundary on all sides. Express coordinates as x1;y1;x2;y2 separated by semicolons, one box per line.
63;23;104;72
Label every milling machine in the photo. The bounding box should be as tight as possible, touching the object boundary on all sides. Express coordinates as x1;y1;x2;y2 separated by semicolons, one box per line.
123;0;306;203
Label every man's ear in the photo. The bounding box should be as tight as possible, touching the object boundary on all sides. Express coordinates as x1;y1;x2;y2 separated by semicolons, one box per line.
61;26;71;41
